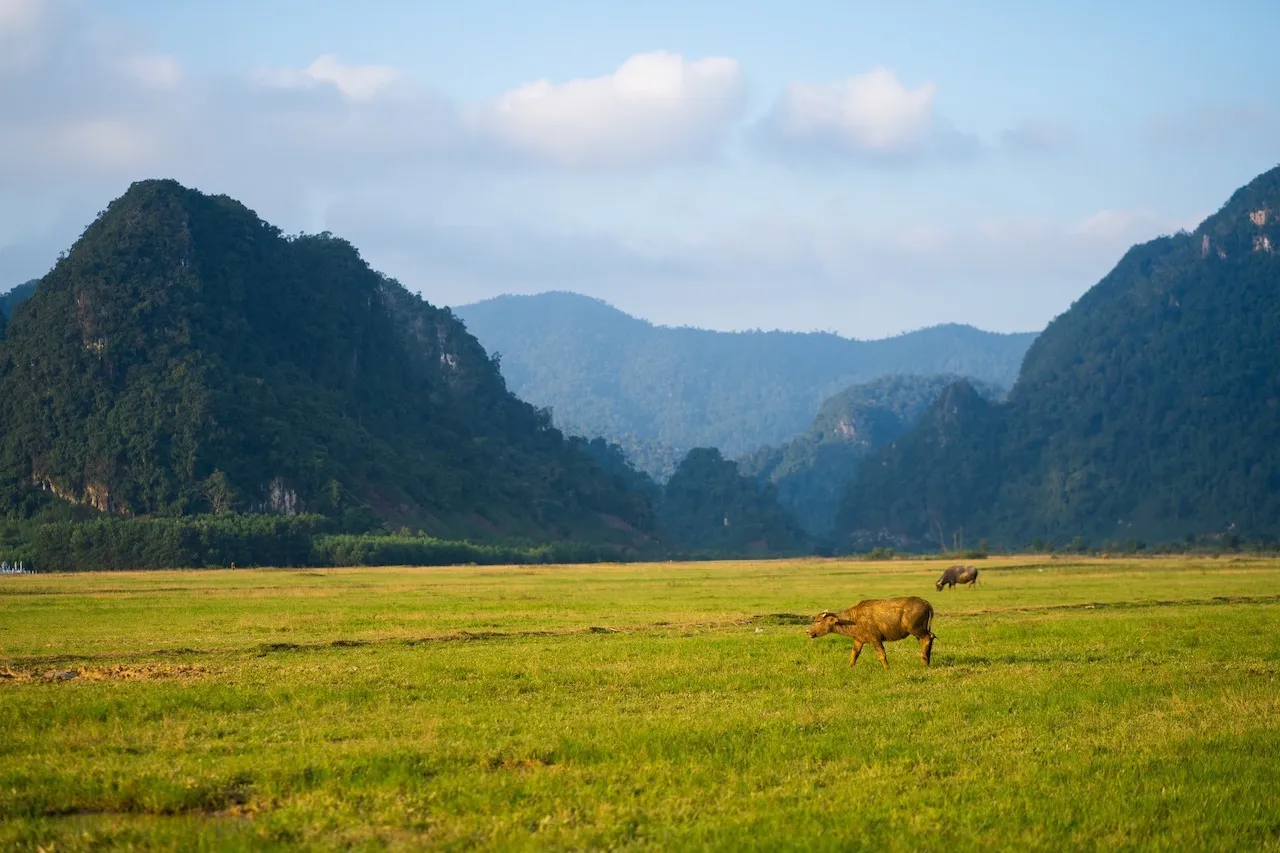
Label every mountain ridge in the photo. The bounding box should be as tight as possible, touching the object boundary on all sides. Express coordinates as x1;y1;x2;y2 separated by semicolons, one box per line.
454;291;1037;466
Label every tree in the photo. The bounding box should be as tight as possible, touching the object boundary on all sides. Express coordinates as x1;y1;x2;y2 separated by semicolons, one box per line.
202;471;237;515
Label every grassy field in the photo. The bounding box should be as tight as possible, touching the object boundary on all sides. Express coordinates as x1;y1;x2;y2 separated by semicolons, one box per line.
1;556;1278;851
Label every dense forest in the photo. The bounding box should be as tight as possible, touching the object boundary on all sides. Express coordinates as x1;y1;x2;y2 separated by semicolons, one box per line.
838;165;1280;549
454;291;1035;472
658;448;809;554
0;181;653;551
740;374;1003;537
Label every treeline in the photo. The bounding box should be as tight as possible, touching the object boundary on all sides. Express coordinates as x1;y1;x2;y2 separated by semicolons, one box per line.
6;512;1275;573
11;514;637;572
313;534;631;567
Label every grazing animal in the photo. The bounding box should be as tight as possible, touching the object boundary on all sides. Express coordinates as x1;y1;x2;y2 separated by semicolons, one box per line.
808;596;935;669
935;564;979;591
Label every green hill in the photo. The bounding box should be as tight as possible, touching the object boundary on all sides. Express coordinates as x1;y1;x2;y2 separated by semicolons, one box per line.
658;448;809;554
838;164;1280;549
0;180;652;545
453;292;1036;471
740;374;1004;538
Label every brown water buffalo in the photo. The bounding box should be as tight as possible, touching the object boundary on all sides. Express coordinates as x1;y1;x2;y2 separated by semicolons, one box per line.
936;564;980;591
808;596;935;669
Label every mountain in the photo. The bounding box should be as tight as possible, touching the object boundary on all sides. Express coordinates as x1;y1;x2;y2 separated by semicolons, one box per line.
838;165;1280;548
453;292;1037;469
0;279;39;339
0;180;652;544
0;279;38;320
739;374;1004;538
658;448;809;554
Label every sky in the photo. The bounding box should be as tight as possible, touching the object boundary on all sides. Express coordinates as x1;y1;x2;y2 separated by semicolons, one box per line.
1;0;1278;338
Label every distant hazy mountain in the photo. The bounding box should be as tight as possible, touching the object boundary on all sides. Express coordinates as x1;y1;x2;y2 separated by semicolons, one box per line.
739;374;1004;538
454;291;1038;467
838;164;1280;548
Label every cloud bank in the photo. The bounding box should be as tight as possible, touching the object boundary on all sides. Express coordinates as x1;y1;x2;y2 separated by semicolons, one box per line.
475;51;745;167
757;68;974;162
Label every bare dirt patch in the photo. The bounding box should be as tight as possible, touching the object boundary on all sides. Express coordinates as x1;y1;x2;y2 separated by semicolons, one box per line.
0;663;207;683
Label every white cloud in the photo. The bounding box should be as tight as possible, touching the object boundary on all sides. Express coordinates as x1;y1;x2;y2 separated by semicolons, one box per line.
473;51;745;167
764;68;941;156
257;54;400;101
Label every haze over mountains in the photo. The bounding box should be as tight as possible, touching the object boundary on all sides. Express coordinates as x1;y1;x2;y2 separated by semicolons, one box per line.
454;292;1037;473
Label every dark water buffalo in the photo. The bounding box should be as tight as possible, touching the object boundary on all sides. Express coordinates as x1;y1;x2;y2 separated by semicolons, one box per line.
808;596;935;669
936;564;980;591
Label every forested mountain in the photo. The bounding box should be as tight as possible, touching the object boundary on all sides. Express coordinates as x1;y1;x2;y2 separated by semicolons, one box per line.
0;279;38;319
658;448;809;554
453;292;1037;469
0;180;652;544
0;280;39;339
839;165;1280;548
739;374;1003;537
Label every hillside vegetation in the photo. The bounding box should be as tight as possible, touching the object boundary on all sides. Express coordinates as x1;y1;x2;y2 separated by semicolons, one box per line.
659;448;809;553
840;164;1280;549
0;181;650;546
455;291;1036;469
740;374;1003;537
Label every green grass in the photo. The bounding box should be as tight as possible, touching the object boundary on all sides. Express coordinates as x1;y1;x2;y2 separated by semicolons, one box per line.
1;556;1278;850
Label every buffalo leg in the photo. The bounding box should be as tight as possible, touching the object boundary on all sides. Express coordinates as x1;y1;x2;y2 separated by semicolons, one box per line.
919;634;933;666
849;640;863;667
872;640;889;670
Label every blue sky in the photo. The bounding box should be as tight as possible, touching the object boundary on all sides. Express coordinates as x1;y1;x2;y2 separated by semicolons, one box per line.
1;0;1277;337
